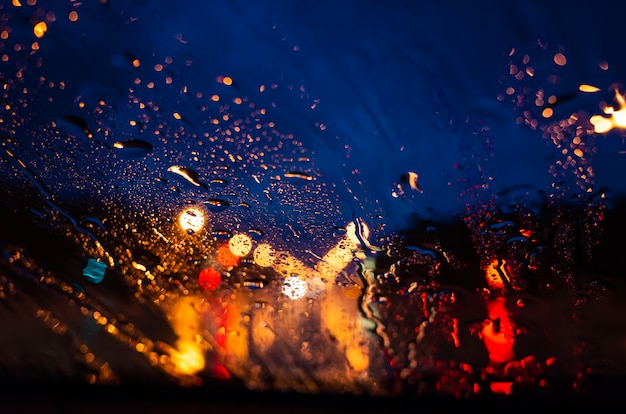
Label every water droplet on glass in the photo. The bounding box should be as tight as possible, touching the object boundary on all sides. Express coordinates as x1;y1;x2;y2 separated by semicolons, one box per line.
248;228;263;240
283;172;314;181
167;165;207;189
211;229;233;239
57;115;93;138
210;178;228;186
204;198;230;212
112;139;153;157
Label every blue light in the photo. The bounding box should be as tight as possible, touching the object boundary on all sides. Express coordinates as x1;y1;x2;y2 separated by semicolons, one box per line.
83;258;107;284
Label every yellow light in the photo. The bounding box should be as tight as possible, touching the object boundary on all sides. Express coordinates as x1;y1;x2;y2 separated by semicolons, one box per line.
170;339;205;375
579;84;600;93
228;233;252;257
166;296;206;376
346;342;369;372
253;243;275;267
173;112;182;120
33;22;47;38
590;89;626;133
407;171;422;192
222;76;233;86
178;207;206;234
12;0;21;6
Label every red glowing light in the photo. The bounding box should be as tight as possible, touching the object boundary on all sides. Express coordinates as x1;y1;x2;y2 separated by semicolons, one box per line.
482;297;515;365
489;381;512;395
216;243;240;268
212;361;231;380
198;268;221;291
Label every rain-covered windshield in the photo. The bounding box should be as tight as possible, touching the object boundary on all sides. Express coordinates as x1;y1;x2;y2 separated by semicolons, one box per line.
1;0;626;410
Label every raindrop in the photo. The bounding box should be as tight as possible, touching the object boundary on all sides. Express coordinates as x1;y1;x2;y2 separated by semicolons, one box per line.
284;172;314;181
204;198;230;212
113;139;153;158
79;216;106;231
57;115;93;138
211;229;233;239
167;165;207;189
210;178;228;186
248;228;264;240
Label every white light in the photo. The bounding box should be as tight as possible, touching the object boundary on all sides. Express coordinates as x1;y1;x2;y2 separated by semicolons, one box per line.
229;233;252;257
282;276;307;300
178;207;205;234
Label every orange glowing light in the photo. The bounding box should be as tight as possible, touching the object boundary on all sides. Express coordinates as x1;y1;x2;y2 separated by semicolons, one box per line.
33;22;47;38
132;59;141;68
216;243;239;268
579;84;600;93
68;10;79;22
12;0;21;6
541;107;553;118
553;52;567;66
590;89;626;133
222;76;233;86
485;259;508;290
482;297;515;365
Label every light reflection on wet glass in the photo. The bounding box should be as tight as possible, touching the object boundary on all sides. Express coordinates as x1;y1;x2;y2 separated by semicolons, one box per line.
1;0;626;409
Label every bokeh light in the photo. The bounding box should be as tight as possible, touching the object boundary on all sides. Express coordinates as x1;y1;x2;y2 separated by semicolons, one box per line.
216;243;240;268
178;207;206;234
281;276;307;300
198;268;221;291
228;233;252;257
253;243;275;267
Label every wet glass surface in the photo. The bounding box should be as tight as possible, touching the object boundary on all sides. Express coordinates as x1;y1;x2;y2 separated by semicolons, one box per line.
2;0;626;411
